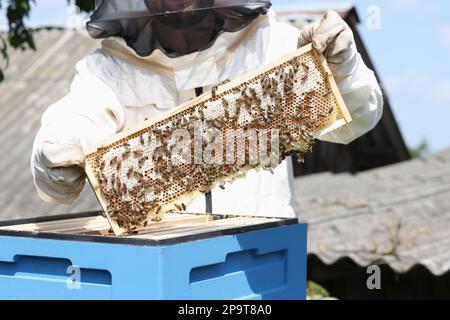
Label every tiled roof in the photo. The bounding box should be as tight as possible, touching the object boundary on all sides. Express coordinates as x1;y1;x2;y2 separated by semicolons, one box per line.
296;148;450;275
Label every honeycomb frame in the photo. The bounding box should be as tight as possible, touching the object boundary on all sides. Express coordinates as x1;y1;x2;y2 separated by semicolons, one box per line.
84;44;352;235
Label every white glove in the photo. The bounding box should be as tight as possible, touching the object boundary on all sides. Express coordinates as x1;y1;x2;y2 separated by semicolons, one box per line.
31;120;89;204
297;10;356;80
298;10;383;144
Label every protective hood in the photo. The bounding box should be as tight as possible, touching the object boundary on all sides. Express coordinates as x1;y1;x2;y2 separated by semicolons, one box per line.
87;0;272;57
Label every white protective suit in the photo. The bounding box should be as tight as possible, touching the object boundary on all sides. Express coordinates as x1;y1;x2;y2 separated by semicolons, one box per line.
31;10;383;218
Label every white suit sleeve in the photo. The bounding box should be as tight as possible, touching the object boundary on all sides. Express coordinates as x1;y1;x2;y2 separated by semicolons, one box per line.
31;56;126;204
297;10;383;145
318;48;384;144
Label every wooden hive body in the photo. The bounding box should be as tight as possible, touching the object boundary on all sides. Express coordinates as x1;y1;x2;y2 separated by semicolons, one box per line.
84;44;352;235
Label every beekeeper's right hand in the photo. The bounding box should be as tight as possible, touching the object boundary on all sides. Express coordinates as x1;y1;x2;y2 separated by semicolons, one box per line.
31;59;125;204
32;119;90;204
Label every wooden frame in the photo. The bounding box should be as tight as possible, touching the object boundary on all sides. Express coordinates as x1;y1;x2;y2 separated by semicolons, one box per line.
0;213;293;244
84;44;352;236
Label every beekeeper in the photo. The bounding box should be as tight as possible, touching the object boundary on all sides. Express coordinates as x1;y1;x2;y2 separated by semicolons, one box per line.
31;0;383;217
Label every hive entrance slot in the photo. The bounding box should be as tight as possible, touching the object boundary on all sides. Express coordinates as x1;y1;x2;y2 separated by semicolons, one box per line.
0;255;112;285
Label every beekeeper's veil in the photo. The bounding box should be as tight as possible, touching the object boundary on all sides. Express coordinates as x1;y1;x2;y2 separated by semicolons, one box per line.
87;0;272;57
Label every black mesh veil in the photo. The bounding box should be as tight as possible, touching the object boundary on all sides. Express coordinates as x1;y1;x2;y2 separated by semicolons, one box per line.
87;0;272;57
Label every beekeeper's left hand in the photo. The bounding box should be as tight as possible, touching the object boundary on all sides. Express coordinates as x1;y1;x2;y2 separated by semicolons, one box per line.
297;10;356;80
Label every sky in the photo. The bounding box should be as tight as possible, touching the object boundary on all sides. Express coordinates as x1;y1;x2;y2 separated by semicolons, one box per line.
1;0;450;152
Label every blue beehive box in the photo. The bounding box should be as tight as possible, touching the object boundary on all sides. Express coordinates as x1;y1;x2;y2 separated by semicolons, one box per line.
0;212;307;300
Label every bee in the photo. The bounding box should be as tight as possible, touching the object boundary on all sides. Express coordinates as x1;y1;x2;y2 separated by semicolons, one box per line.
217;118;226;127
271;78;279;89
100;175;108;188
328;106;334;114
144;184;154;194
219;79;231;86
301;74;308;85
133;172;144;180
163;130;174;144
304;90;316;98
197;109;205;122
288;69;294;79
116;176;122;188
174;203;183;211
116;159;122;171
301;62;310;71
211;85;219;99
189;112;199;123
235;105;242;118
181;116;189;127
323;90;332;97
222;98;229;108
219;184;225;190
138;156;149;168
133;150;143;158
296;115;308;122
140;136;145;146
209;120;220;130
152;128;163;138
284;86;292;96
110;157;118;167
235;96;245;108
99;160;106;171
137;179;147;188
122;150;131;160
126;168;134;179
249;88;258;98
154;187;162;196
243;103;253;115
106;207;117;216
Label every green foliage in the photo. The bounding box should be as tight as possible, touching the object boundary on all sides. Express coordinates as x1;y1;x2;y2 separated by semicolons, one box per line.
0;0;93;82
0;35;7;81
409;138;430;158
306;281;330;298
74;0;94;12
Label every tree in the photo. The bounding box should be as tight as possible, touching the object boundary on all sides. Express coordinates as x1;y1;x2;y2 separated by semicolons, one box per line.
409;138;430;159
0;0;94;82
